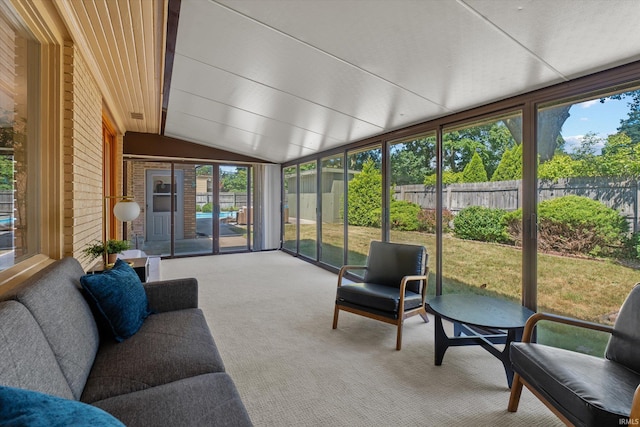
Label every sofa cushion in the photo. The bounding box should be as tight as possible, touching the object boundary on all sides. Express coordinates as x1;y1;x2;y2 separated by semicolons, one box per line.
511;342;640;425
9;257;100;400
80;259;152;342
92;373;252;427
0;385;125;427
81;308;226;403
0;301;74;400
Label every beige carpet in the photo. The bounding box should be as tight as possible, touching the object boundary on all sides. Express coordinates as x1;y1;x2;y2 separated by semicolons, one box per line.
161;251;562;427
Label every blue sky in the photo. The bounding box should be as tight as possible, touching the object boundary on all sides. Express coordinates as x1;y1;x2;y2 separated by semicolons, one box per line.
561;97;630;154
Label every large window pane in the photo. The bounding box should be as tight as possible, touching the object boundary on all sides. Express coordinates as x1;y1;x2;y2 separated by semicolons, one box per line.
389;134;437;292
174;164;213;256
346;146;382;266
220;165;249;253
441;113;522;301
320;154;345;268
283;166;297;252
0;9;38;270
536;87;640;355
298;161;317;259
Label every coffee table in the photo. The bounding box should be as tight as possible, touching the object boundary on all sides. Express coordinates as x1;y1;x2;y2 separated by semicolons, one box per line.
426;293;535;387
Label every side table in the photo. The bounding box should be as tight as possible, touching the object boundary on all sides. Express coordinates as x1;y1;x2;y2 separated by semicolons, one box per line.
88;257;149;283
426;293;535;387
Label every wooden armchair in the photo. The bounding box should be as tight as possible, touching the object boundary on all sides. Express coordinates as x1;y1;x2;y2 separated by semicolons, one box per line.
332;241;428;350
508;284;640;426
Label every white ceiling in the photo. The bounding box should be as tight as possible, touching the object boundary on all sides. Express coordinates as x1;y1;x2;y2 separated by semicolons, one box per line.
61;0;640;165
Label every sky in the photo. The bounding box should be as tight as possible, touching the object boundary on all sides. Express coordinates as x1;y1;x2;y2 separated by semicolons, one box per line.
561;97;630;154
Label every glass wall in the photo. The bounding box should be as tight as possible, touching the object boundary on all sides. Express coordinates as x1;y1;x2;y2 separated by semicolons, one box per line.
389;134;437;293
0;9;39;270
283;165;297;252
298;161;317;260
441;113;522;302
346;146;382;266
219;165;250;253
535;86;640;355
281;64;640;359
320;154;345;268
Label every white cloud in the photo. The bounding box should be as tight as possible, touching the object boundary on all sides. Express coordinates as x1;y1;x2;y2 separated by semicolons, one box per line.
563;134;605;155
578;100;598;109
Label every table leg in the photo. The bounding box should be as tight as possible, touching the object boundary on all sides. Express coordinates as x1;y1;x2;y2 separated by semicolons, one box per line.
434;315;449;366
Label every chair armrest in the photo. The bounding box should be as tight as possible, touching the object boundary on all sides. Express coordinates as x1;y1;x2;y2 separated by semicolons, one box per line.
631;385;640;424
143;278;198;313
521;312;614;343
337;265;367;286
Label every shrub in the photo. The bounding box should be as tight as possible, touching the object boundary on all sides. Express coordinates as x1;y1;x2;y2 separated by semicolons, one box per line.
417;208;454;233
462;152;488;183
202;202;213;213
453;206;510;243
503;195;629;257
347;159;382;227
195;204;202;212
389;200;421;231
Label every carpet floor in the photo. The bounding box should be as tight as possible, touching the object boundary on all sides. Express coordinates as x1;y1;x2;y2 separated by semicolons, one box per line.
161;251;562;427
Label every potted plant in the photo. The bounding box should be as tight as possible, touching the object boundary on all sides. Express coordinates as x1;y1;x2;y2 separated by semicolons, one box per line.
82;239;130;265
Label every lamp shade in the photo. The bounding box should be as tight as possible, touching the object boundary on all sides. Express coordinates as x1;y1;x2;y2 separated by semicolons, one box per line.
113;199;141;222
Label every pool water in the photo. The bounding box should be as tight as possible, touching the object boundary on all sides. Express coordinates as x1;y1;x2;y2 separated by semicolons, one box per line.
196;211;236;219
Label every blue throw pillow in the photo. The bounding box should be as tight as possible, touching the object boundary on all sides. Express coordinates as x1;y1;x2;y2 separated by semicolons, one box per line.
0;386;125;426
81;258;151;342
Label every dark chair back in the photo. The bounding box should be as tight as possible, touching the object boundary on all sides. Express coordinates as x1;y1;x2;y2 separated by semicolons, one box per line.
363;241;427;294
605;283;640;373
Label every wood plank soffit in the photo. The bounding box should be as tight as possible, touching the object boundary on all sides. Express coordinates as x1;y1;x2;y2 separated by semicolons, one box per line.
123;132;273;164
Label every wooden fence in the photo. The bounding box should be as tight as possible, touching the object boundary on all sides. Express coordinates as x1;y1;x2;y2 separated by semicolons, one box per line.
394;177;639;232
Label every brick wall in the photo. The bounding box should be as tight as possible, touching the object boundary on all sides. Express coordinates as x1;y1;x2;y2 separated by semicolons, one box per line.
62;41;103;267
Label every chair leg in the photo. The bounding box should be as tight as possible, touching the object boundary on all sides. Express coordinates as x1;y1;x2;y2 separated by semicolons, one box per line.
396;320;403;350
332;305;339;329
508;373;524;412
419;312;429;323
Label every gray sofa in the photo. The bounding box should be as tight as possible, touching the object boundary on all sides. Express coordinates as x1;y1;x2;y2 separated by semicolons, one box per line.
0;257;253;426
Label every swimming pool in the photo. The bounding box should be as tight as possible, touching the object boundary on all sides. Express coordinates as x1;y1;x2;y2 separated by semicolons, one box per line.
196;211;236;219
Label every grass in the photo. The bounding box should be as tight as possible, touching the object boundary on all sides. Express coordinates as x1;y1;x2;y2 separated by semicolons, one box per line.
285;222;640;355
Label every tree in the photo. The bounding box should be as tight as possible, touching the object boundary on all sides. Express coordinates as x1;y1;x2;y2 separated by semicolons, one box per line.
347;159;381;227
491;144;523;181
390;137;435;186
462;152;488;183
220;168;247;192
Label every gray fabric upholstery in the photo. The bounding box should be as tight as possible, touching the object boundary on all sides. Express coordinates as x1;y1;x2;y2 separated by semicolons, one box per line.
606;283;640;373
0;301;74;399
0;257;252;426
8;257;100;400
143;277;198;313
93;373;252;427
82;308;226;403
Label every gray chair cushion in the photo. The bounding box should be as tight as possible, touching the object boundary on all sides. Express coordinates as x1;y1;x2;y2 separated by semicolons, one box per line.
511;342;640;426
0;301;74;399
92;373;253;427
81;308;226;403
10;258;100;400
606;284;640;373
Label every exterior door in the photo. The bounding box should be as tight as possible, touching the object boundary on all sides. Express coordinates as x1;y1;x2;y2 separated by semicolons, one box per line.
146;169;184;241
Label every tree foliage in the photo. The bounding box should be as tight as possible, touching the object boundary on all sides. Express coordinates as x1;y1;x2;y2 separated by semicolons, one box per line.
347;159;381;227
491;144;522;181
462;152;488;183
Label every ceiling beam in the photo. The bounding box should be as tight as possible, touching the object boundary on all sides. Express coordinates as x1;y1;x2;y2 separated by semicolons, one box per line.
124;132;274;164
